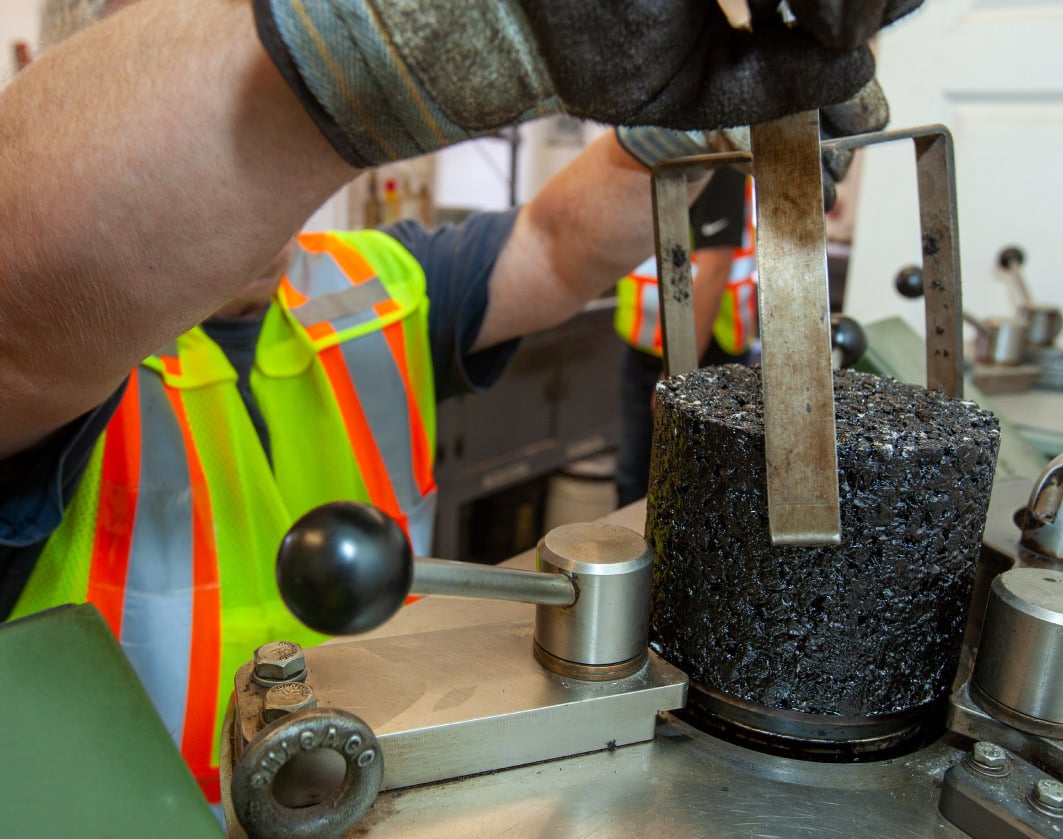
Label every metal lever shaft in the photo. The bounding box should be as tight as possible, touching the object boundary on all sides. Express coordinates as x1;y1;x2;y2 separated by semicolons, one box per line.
412;558;576;606
749;111;841;546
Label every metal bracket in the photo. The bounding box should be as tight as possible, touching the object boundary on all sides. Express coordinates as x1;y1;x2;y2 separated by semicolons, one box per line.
229;618;687;795
939;743;1063;838
650;123;964;545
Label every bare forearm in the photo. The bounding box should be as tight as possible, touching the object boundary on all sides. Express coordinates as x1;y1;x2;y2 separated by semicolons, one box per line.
692;246;732;359
476;132;706;350
0;0;355;456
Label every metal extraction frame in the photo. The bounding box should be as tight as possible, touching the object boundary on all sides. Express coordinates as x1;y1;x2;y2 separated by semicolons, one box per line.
650;123;964;545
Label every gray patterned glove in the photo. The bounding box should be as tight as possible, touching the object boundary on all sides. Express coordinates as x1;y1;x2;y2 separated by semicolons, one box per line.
615;79;889;210
252;0;921;167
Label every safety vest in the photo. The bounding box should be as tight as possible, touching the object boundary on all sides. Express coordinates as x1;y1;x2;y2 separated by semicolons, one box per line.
9;230;437;803
614;176;758;357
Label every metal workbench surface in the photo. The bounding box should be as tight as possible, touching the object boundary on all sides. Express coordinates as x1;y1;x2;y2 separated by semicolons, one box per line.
335;502;969;838
358;714;966;837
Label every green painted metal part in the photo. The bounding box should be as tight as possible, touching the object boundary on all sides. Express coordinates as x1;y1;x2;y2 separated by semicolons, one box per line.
0;604;223;837
857;317;1050;481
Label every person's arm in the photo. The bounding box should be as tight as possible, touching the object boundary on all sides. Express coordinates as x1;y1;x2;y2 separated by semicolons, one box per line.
687;167;746;360
691;246;734;361
472;131;708;351
0;0;915;461
0;0;356;458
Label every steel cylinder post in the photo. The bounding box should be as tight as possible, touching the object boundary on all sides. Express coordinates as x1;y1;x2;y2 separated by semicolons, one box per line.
533;522;654;679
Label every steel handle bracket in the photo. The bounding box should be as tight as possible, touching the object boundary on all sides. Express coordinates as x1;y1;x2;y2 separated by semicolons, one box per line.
650;123;964;546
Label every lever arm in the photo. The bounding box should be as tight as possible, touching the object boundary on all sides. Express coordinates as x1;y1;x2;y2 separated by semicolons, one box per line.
276;501;578;636
413;558;576;607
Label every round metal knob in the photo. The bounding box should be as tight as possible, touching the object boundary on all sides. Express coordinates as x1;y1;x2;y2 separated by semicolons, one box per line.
972;567;1063;736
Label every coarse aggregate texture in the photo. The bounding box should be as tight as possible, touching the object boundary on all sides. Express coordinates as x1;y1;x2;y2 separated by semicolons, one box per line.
647;365;1000;718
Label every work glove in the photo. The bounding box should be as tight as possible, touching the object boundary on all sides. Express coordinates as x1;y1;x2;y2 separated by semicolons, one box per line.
252;0;923;168
615;78;888;211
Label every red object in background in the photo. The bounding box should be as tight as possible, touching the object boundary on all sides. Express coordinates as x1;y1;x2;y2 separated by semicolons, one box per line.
14;41;32;72
382;178;402;222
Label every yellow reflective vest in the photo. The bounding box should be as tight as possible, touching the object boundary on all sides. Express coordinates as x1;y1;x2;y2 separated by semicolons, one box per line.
10;229;436;803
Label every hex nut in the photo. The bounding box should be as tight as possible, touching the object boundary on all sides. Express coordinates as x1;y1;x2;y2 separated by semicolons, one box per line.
967;742;1010;776
262;681;318;724
253;640;306;684
1033;779;1063;815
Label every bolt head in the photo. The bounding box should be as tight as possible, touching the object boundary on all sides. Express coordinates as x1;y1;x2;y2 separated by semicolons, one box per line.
1034;779;1063;810
969;740;1007;774
253;640;306;683
262;681;317;723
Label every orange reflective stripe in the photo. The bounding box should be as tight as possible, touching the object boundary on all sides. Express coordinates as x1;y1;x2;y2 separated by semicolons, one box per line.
281;278;337;343
636;275;663;353
628;274;657;347
729;285;745;349
740;276;759;349
317;337;409;533
196;774;220;807
629;296;646;347
161;354;182;377
376;299;435;497
160;385;221;785
278;276;307;308
87;369;141;637
299;232;376;284
374;297;400;318
280;277;414;530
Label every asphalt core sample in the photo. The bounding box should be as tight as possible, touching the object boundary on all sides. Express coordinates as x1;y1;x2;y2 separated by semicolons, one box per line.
647;365;1000;750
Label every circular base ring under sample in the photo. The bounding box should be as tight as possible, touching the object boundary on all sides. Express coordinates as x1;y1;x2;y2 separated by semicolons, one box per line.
678;680;946;763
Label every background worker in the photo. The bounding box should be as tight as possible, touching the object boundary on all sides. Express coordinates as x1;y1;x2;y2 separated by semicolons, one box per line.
614;166;758;507
0;0;919;809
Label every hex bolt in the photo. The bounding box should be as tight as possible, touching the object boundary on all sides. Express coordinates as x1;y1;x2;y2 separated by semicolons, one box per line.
253;640;306;686
1030;779;1063;818
966;742;1010;776
262;681;318;724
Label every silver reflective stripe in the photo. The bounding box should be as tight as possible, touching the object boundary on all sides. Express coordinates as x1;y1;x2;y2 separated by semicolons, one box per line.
119;370;194;748
337;328;422;526
735;280;758;343
729;253;756;282
635;282;660;350
288;244;390;321
291;279;390;328
735;280;756;312
406;490;438;557
294;236;436;554
287;247;351;297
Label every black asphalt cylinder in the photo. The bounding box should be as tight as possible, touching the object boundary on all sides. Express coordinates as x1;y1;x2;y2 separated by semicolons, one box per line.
647;365;1000;756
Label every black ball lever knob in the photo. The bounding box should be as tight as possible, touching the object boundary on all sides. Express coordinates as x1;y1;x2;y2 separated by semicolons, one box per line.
998;246;1024;269
276;502;414;636
830;314;868;369
894;265;924;299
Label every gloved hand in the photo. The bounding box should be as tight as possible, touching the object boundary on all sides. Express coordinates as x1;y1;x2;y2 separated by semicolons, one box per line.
615;78;888;211
252;0;922;168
